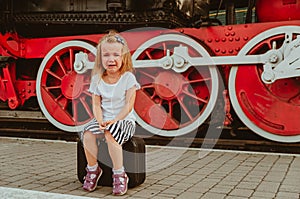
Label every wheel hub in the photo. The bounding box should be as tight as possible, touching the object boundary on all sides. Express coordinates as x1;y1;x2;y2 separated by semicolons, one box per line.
267;78;300;105
61;71;83;99
154;71;182;100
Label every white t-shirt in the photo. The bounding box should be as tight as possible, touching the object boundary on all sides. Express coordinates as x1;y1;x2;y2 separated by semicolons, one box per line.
88;71;140;122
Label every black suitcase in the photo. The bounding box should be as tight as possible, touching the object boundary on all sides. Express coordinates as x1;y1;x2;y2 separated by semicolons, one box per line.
77;136;146;188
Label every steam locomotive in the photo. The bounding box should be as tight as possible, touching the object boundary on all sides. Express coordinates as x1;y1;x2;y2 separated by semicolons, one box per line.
1;0;300;143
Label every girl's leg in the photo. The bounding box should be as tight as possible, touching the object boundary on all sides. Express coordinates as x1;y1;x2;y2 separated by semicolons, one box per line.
104;130;128;196
83;131;98;166
82;131;102;192
104;130;123;170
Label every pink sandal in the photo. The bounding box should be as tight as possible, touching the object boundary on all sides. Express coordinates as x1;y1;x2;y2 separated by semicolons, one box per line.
82;166;102;192
112;172;129;195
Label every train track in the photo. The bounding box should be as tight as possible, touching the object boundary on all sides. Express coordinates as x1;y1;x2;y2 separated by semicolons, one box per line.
1;110;300;154
0;110;79;141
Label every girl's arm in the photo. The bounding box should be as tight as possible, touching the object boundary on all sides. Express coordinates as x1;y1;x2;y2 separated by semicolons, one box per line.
92;94;105;129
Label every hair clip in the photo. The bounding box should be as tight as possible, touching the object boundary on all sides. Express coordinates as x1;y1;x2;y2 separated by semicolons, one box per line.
115;35;125;45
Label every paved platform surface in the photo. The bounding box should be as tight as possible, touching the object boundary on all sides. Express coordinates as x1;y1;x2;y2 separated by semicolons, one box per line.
0;137;300;199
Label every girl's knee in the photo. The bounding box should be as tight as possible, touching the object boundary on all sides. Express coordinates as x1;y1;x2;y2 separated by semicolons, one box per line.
104;130;118;144
104;130;112;140
83;131;96;141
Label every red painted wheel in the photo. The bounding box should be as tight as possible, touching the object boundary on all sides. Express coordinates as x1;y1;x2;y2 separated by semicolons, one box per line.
132;34;219;136
36;41;96;132
229;26;300;142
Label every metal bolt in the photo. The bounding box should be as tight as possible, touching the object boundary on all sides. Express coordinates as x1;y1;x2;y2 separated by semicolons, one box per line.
269;54;278;63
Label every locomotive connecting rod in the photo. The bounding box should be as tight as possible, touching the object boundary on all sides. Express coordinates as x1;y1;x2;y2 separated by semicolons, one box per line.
132;35;300;83
133;51;267;71
74;35;300;84
74;49;268;72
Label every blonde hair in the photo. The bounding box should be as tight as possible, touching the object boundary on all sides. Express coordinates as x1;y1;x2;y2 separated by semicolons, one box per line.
92;30;133;78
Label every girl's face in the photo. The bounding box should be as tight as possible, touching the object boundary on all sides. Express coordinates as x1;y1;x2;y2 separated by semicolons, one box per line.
101;42;123;75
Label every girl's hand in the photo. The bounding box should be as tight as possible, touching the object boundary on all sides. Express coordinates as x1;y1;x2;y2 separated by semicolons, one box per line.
99;122;106;130
100;120;116;129
104;120;116;126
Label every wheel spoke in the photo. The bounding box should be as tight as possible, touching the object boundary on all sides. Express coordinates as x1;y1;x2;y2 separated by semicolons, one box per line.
162;42;167;56
46;69;63;81
182;88;208;104
139;70;156;80
55;55;67;75
79;97;93;118
69;48;74;71
145;50;152;59
45;85;61;90
48;93;68;111
168;100;173;116
40;86;74;122
142;84;154;89
83;90;92;97
177;96;194;121
266;40;272;49
186;78;211;84
57;95;68;110
72;100;78;122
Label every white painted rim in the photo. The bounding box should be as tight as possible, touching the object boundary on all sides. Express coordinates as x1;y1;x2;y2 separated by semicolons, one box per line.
36;40;96;132
229;26;300;143
132;33;219;137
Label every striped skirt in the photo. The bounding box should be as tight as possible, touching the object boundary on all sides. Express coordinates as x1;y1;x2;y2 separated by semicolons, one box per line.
81;118;135;145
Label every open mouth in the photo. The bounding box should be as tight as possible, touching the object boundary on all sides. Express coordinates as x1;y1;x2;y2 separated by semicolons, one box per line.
107;64;116;68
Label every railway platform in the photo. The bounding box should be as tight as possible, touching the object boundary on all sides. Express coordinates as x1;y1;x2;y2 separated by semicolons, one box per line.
0;136;299;199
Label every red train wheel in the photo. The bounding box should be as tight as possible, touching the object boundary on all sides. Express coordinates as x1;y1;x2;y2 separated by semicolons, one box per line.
36;41;96;132
229;26;300;142
132;34;219;137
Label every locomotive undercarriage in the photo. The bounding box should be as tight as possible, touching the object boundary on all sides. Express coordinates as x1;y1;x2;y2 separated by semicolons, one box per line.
0;0;212;37
6;10;191;37
73;26;300;142
1;0;300;144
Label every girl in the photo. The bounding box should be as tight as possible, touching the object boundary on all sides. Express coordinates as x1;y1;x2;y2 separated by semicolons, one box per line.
81;30;140;195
